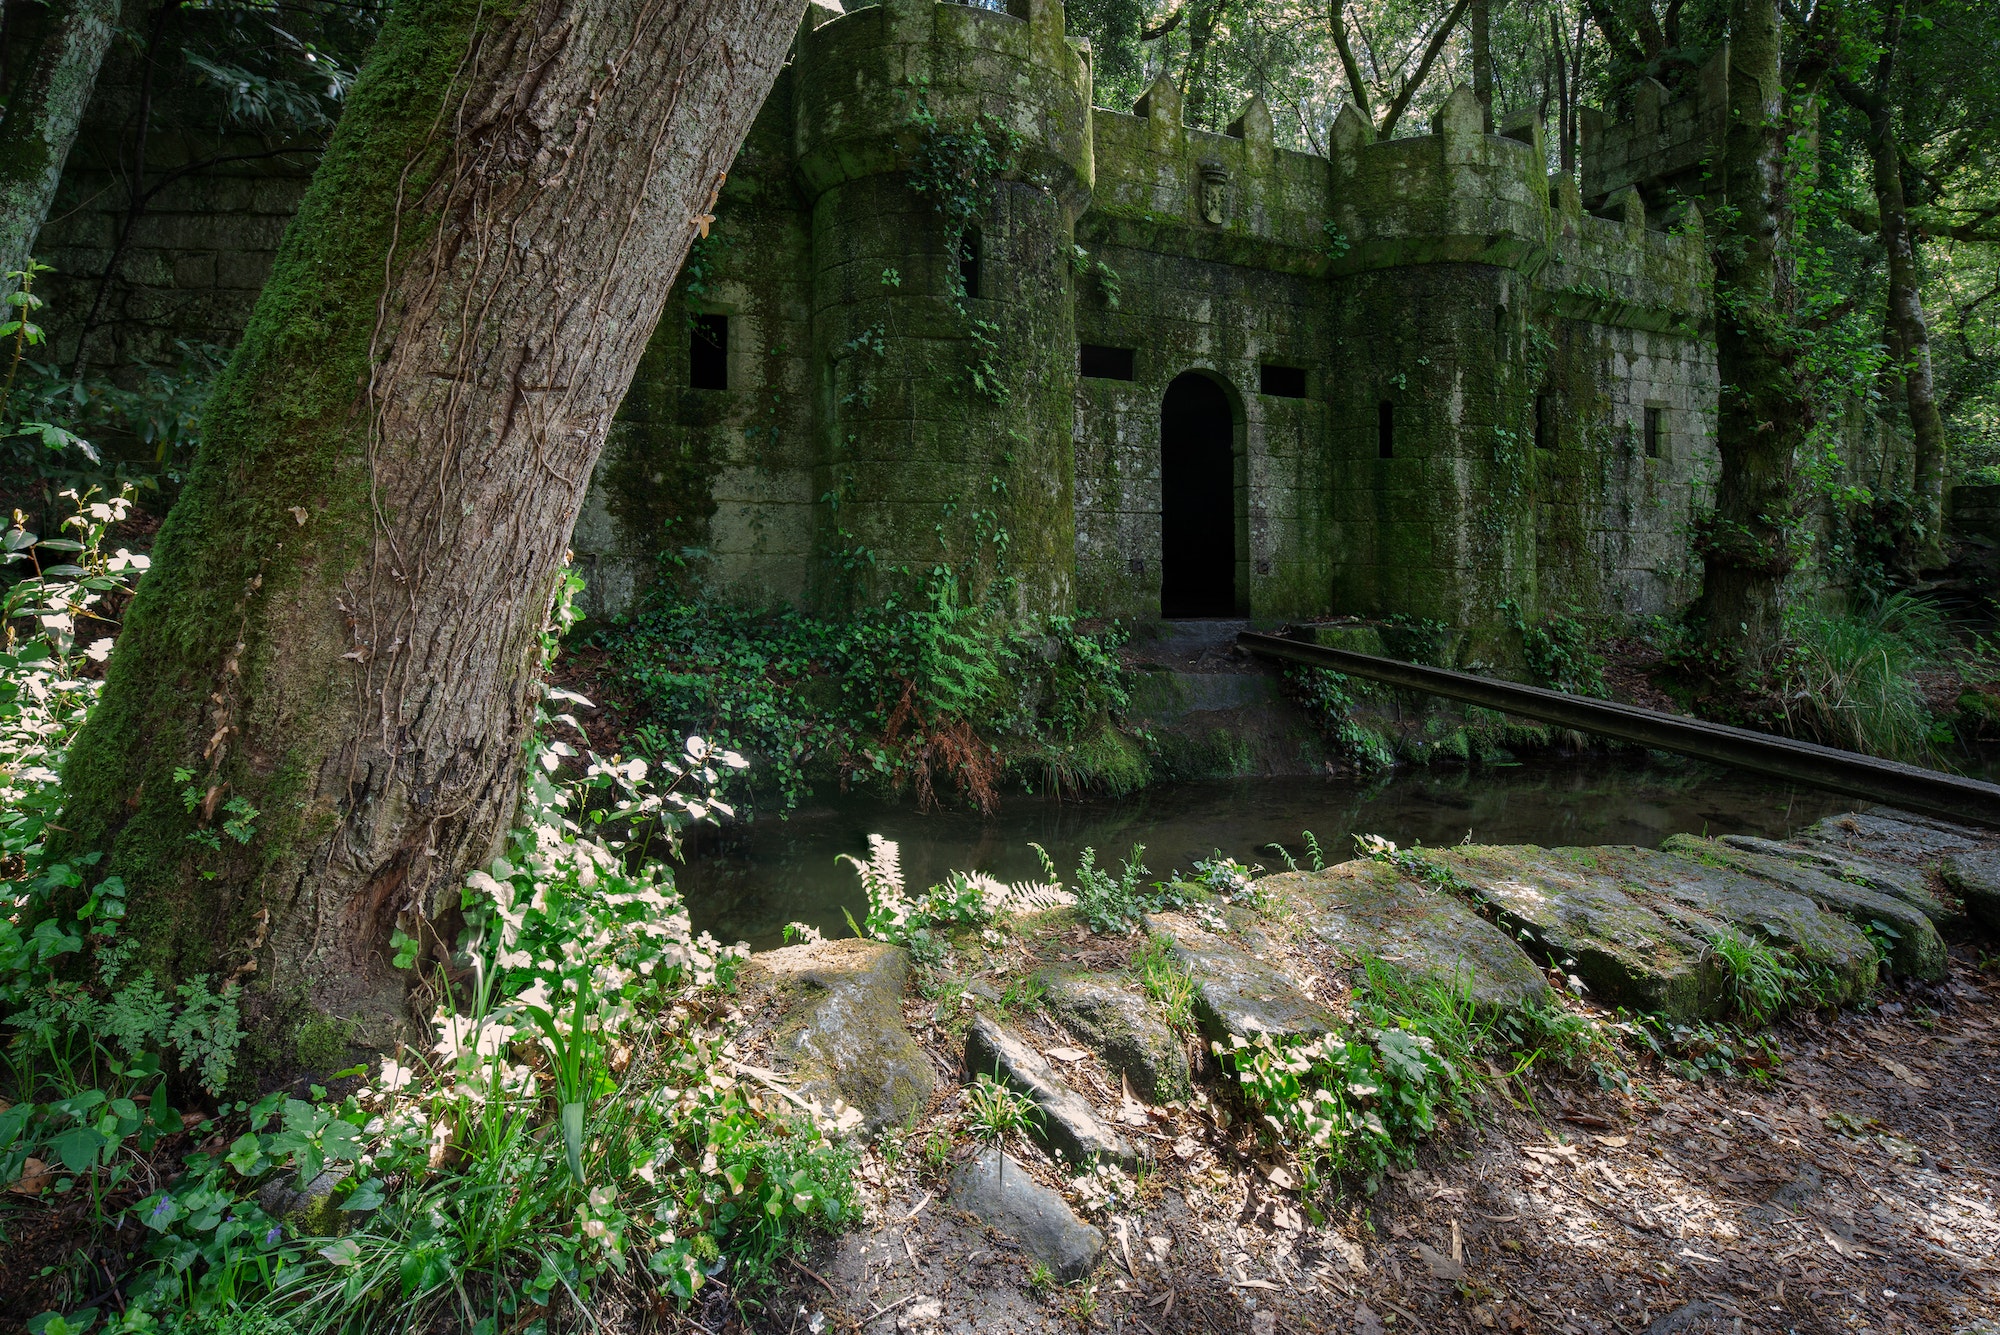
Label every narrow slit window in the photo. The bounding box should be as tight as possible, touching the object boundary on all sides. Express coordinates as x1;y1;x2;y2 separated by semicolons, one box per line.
1079;344;1136;381
1535;393;1553;450
1260;365;1308;398
958;229;981;300
690;314;728;390
1644;405;1664;459
1377;401;1395;459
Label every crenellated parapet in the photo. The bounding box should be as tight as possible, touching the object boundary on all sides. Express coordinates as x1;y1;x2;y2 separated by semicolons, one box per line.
1579;44;1729;214
1326;85;1552;276
1081;74;1331;271
1544;169;1712;335
792;0;1093;212
554;9;1731;629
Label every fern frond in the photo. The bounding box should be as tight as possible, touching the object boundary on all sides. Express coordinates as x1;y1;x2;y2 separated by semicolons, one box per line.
994;880;1075;913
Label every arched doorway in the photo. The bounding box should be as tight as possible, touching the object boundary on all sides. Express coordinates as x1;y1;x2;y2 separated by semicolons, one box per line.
1160;372;1238;617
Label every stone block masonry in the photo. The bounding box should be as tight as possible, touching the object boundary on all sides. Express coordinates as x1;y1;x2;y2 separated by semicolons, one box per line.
572;0;1721;630
34;0;1724;634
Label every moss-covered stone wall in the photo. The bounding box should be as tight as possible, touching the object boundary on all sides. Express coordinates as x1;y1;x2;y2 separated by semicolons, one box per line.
36;0;1727;637
567;7;1723;632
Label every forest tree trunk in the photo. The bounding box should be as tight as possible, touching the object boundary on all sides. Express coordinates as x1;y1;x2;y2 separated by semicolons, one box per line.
1696;0;1808;666
57;0;802;1054
1845;86;1948;566
0;0;122;286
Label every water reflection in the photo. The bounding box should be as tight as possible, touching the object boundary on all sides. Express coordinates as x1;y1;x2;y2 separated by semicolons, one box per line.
676;756;1856;950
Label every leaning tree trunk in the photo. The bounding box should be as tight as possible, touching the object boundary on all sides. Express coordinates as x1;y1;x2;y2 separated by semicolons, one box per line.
1862;104;1949;566
1696;0;1807;667
0;0;122;286
57;0;801;1053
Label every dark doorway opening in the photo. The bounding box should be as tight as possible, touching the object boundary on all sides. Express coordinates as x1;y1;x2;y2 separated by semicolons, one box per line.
690;314;728;390
1160;372;1237;617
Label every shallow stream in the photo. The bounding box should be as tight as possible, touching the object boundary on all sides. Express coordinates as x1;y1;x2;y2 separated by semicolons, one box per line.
676;757;1857;949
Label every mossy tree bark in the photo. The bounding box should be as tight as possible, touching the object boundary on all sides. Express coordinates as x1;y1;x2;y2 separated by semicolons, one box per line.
57;0;803;1053
0;0;123;286
1832;0;1947;569
1695;0;1808;666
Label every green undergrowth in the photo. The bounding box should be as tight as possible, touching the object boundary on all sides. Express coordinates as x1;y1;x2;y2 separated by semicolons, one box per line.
1772;592;1952;763
2;263;225;528
1215;960;1629;1202
602;583;1139;812
3;539;858;1330
828;832;1267;965
1647;591;1972;766
1284;663;1568;774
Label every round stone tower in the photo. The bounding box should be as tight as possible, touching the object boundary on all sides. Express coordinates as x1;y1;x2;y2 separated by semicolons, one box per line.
793;0;1093;615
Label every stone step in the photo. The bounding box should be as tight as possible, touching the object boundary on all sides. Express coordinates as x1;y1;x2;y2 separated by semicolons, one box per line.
1258;858;1550;1012
1799;811;1985;864
1663;835;1947;981
1940;851;2000;935
742;939;936;1136
1718;834;1953;924
1579;844;1880;998
1143;909;1340;1045
1432;845;1721;1017
1036;969;1192;1104
950;1147;1104;1282
965;1015;1138;1169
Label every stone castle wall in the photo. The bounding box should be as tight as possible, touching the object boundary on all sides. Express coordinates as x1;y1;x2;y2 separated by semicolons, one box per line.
577;0;1719;631
35;0;1725;637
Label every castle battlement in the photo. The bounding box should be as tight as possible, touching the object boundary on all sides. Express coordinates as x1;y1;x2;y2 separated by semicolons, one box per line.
564;0;1724;630
1580;44;1730;212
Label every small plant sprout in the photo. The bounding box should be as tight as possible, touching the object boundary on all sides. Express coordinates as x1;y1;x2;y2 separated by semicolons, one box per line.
967;1072;1040;1147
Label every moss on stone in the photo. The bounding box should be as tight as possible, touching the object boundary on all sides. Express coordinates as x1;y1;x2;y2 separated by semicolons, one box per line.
294;1014;359;1073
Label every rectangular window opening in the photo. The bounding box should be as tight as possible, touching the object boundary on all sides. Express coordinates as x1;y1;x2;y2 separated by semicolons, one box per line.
1260;364;1308;398
1080;344;1136;381
690;313;728;391
958;229;981;300
1644;405;1664;459
1377;401;1395;459
1535;393;1553;450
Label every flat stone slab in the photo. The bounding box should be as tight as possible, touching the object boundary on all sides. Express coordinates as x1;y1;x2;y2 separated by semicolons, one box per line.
1258;858;1549;1012
1432;846;1720;1017
1799;811;1984;865
746;938;935;1135
1143;910;1338;1045
964;1015;1137;1169
950;1147;1104;1282
1719;835;1953;923
1037;969;1191;1104
1941;851;2000;934
1570;843;1877;999
1662;836;1946;981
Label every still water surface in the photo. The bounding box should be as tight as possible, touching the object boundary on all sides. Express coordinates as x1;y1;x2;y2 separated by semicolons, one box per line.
677;757;1856;950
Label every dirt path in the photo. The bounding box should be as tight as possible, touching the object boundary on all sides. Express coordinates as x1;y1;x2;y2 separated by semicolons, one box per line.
761;949;2000;1335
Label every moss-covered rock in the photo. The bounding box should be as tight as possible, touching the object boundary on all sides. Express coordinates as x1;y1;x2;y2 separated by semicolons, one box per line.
964;1015;1137;1167
1257;859;1549;1012
746;938;935;1134
1037;968;1191;1103
1434;845;1721;1017
1941;851;2000;934
1661;836;1945;982
1589;843;1881;999
1142;909;1339;1044
1718;835;1953;925
1798;811;1983;863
